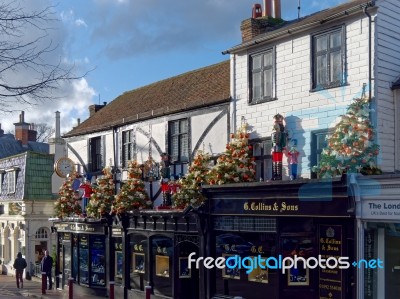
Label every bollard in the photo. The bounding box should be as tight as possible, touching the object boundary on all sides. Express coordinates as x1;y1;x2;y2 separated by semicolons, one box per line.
41;272;47;295
145;285;152;299
109;281;115;299
68;277;74;299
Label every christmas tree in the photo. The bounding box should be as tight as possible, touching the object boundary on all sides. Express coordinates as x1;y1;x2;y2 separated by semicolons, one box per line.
312;96;381;178
112;160;152;214
86;167;115;218
208;123;256;185
54;172;82;218
172;150;211;209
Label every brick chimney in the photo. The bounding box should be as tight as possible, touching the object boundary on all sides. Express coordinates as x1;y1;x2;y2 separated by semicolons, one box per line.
14;111;37;145
28;124;37;142
89;101;107;117
240;0;284;42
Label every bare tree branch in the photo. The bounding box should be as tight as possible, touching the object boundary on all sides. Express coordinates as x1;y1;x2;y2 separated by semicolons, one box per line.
34;122;55;143
0;1;88;113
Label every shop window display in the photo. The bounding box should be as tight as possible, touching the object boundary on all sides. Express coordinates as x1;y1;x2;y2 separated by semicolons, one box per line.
90;236;106;286
130;235;147;291
215;232;276;299
79;236;89;285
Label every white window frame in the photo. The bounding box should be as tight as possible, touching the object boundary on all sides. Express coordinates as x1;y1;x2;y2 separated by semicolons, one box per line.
6;167;19;194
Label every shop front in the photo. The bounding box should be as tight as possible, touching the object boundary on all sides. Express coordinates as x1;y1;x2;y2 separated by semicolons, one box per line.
356;174;400;299
116;210;200;299
202;177;356;299
52;220;108;297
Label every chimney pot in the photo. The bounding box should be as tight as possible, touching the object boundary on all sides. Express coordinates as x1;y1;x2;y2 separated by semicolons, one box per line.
252;4;262;18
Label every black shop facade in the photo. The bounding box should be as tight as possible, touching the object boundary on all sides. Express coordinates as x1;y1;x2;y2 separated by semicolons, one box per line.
51;210;201;299
201;176;356;299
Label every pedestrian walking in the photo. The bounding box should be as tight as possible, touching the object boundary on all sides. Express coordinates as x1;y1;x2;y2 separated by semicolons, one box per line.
41;250;53;290
13;252;27;289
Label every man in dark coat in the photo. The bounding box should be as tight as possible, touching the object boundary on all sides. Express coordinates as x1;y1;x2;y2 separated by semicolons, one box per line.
13;252;27;288
41;250;53;290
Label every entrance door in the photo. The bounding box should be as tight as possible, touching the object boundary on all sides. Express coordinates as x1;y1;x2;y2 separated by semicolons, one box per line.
385;235;400;298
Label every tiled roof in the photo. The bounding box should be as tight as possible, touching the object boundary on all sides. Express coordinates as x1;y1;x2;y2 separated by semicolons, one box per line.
64;60;231;137
224;0;374;54
0;134;49;159
0;151;53;201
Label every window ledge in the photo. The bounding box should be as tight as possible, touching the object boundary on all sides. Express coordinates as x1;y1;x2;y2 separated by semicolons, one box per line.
249;97;278;106
310;83;349;93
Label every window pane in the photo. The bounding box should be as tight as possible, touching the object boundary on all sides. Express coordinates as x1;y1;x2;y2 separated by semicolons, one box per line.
330;32;341;48
180;120;188;134
171;122;179;135
330;51;342;83
316;55;327;86
253;143;262;156
252;72;261;100
263;69;273;98
255;160;262;180
180;134;189;161
171;136;178;160
316;36;327;52
263;51;272;67
317;134;327;150
252;55;262;69
262;141;272;155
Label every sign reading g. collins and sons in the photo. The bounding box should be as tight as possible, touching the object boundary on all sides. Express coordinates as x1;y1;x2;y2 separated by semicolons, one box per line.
362;200;400;219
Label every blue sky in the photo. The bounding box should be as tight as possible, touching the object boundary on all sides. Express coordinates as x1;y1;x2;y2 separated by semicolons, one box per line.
1;0;346;134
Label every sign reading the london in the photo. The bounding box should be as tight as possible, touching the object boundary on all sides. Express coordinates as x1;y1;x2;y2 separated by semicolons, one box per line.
362;200;400;219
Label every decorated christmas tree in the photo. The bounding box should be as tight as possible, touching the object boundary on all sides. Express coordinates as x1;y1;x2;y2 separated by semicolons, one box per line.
54;172;82;218
313;96;381;178
172;150;211;209
208;123;256;185
86;167;115;218
112;160;152;214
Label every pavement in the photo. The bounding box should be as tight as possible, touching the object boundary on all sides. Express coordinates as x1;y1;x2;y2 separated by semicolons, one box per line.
0;274;104;299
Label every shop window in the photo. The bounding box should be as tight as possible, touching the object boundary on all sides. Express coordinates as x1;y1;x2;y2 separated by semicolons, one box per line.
114;239;123;285
251;138;272;181
90;235;106;286
214;232;277;299
312;26;345;90
122;130;136;168
249;48;276;104
130;234;147;290
79;236;89;285
152;236;172;297
89;136;103;172
281;236;314;287
168;119;189;163
311;129;331;178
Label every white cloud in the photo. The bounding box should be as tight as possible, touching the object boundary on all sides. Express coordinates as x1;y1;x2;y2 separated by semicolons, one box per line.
75;18;88;27
0;78;96;136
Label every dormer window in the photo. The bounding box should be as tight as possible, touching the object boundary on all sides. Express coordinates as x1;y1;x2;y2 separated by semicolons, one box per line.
6;167;19;194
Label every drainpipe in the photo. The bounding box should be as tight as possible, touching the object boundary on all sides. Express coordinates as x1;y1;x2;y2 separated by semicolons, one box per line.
363;5;372;102
230;54;236;136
